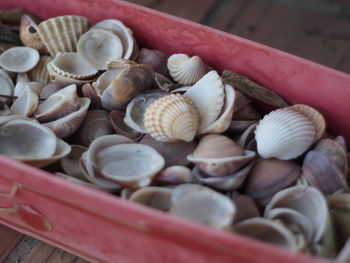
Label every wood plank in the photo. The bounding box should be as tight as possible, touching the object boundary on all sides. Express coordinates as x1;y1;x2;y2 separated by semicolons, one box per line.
22;241;57;263
0;224;24;262
41;247;78;263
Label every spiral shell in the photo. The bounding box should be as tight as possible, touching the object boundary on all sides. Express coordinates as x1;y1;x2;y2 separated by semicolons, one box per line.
144;94;200;142
255;109;315;160
167;54;206;85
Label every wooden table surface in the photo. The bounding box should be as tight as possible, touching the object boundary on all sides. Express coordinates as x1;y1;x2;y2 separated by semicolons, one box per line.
1;0;350;262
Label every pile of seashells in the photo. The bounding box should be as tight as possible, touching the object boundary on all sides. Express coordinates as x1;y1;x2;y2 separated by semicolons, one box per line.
0;9;350;259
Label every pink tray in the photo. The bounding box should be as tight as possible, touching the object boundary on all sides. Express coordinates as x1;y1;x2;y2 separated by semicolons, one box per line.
0;0;349;262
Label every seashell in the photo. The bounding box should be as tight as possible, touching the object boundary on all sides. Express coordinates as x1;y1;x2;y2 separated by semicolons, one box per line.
77;29;123;70
43;97;90;138
170;86;191;94
107;58;137;71
91;69;122;98
288;104;325;142
28;55;52;85
187;134;255;177
102;64;155;111
140;135;197;167
171;184;210;205
0;44;16;54
124;89;168;133
232;104;261;120
47;62;94;86
255;108;316;160
110;110;141;140
129;187;173;211
170;189;236;229
120;188;134;199
265;207;314;243
226;120;258;135
72;109;115;147
0;47;39;73
92;19;138;60
184;71;225;133
56;172;112;192
167;54;206;85
50;52;98;80
38;15;89;57
154;73;176;92
81;83;102;109
144;93;200;142
39;81;66;100
0;69;14;104
10;86;39;116
234;218;298;251
137;48;168;76
60;145;87;180
236;123;257;149
200;84;236;134
19;15;48;54
244;159;300;206
155;166;193;185
302;150;348;195
0;102;11;116
192;162;253;191
232;90;251;112
265;185;328;243
334;135;347;152
231;192;260;224
94;143;165;189
34;84;80;122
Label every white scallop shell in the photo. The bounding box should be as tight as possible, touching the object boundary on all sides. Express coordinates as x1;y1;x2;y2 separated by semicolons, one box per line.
184;71;225;133
77;29;123;70
50;52;98;80
10;86;38;117
167;54;206;85
0;47;39;73
255;109;315;160
144;94;200;142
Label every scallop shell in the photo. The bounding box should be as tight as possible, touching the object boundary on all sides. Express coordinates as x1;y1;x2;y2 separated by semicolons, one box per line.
47;62;94;86
110;110;141;140
184;71;225;133
28;55;52;85
77;29;123;70
137;48;168;76
92;19;138;60
129;187;173;211
0;47;39;73
255;109;315;160
144;94;200;142
19;15;48;54
167;54;206;85
43;97;90;138
10;86;39;117
38;15;89;57
170;189;236;229
50;52;98;80
34;84;80;122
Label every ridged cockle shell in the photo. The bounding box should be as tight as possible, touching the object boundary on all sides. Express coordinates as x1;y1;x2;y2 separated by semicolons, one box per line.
144;93;200;142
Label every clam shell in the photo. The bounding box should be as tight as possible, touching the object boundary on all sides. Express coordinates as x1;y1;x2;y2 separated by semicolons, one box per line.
60;144;87;180
154;73;175;92
255;109;316;160
187;134;255;177
170;189;236;229
0;47;39;73
137;48;168;76
129;187;173;211
81;83;102;109
244;159;300;205
38;15;89;57
102;64;154;111
72;109;115;147
10;86;38;116
19;15;48;54
43;97;90;138
92;19;138;60
155;166;193;185
92;69;122;98
77;29;123;70
265;185;328;243
144;93;200;142
34;84;80;122
234;218;298;251
0;69;14;104
167;54;206;85
47;62;94;85
236;123;257;149
28;55;52;85
50;52;98;80
171;184;210;205
110;110;141;140
231;192;260;224
184;71;225;133
95;144;165;189
124;89;168;133
107;59;137;71
39;81;66;100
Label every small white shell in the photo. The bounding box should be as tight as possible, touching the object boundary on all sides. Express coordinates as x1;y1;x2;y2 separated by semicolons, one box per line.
0;69;14;103
0;47;39;73
129;187;173;211
185;71;225;133
77;29;123;70
255;109;315;160
167;54;206;85
10;86;39;117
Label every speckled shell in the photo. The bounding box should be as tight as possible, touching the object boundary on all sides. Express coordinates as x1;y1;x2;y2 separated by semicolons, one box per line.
255;109;315;160
28;55;52;85
167;54;206;85
144;94;200;142
38;15;89;57
0;47;39;73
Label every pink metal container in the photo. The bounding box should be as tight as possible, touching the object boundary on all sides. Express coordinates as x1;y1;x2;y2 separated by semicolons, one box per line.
0;0;349;262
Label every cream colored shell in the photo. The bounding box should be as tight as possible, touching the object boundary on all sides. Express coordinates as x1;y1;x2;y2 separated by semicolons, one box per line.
0;47;39;73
